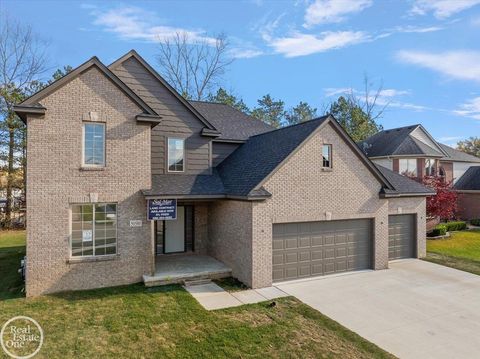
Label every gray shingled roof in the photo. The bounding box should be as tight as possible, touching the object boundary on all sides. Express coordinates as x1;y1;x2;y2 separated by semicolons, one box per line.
142;169;225;197
217;116;330;197
454;166;480;191
189;101;274;141
142;117;435;199
376;165;435;196
439;143;480;163
360;125;443;157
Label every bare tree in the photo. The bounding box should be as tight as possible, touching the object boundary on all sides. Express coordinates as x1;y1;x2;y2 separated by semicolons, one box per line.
156;32;233;100
343;75;388;121
0;15;47;228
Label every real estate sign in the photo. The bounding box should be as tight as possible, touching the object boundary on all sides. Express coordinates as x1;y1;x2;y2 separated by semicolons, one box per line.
147;199;177;220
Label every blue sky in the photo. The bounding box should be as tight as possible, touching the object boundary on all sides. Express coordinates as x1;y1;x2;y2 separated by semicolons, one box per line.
3;0;480;145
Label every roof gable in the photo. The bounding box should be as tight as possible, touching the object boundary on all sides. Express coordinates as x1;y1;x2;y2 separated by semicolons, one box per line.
189;101;274;141
410;125;447;156
439;143;480;163
218;115;394;197
18;56;157;117
361;124;447;158
109;50;218;133
454;166;480;191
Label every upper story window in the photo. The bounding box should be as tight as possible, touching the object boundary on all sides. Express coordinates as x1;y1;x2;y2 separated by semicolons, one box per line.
322;144;332;168
83;123;105;166
71;203;117;257
168;138;185;172
425;159;436;176
399;158;417;177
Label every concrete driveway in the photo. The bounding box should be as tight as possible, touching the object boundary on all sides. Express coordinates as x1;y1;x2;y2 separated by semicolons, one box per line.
275;259;480;359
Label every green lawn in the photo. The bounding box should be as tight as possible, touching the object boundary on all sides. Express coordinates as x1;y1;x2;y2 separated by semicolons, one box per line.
426;229;480;276
0;230;26;300
0;230;393;359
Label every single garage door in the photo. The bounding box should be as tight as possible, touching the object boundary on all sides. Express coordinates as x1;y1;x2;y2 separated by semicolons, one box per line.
388;214;416;260
272;219;372;282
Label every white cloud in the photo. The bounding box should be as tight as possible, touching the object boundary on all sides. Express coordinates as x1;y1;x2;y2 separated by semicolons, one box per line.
454;97;480;119
267;31;370;57
323;87;428;111
87;5;263;59
472;16;480;26
91;6;215;43
396;50;480;82
393;25;444;33
410;0;480;19
228;48;264;59
304;0;372;27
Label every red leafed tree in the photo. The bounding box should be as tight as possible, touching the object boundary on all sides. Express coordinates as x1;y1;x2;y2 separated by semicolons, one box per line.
422;176;458;220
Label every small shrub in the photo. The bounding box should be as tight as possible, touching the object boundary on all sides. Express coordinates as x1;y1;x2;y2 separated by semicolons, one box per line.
444;221;467;231
471;219;480;226
428;224;447;237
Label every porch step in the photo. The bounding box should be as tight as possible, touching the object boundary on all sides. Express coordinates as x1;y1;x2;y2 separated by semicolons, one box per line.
183;278;212;286
143;270;230;287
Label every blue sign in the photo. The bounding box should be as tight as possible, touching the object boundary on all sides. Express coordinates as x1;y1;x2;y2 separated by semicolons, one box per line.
148;199;177;220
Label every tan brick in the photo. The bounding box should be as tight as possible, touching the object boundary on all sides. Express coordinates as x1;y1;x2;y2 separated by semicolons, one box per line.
26;67;153;296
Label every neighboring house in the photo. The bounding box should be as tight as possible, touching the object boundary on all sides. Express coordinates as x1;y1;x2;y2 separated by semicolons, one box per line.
360;124;480;221
360;124;480;183
15;50;433;297
454;167;480;220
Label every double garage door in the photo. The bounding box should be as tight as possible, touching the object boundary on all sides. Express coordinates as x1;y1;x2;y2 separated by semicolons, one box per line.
272;215;416;282
272;219;372;282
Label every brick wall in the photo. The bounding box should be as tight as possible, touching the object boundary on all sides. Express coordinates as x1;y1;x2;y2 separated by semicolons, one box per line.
207;200;253;285
26;66;153;296
251;122;390;288
457;193;480;220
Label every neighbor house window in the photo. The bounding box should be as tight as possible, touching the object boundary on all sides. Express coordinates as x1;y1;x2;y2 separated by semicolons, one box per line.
399;159;417;177
83;123;105;166
168;138;184;172
71;204;117;257
425;159;436;176
322;144;332;168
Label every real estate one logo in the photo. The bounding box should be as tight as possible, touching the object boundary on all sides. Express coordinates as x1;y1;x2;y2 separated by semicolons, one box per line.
1;316;44;359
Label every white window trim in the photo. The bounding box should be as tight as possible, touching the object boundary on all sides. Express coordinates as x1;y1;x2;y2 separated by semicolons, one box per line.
69;203;118;258
167;137;185;173
82;122;106;167
322;144;332;169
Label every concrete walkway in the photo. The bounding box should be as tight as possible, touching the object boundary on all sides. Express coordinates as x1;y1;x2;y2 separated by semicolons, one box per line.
276;259;480;359
185;282;289;310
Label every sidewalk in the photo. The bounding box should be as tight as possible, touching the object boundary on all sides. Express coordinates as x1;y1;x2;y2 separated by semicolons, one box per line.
185;282;289;310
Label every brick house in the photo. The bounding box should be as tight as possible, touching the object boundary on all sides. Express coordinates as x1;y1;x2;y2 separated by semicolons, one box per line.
360;125;480;220
15;50;434;297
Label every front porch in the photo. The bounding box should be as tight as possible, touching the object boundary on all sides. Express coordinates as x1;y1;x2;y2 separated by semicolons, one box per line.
143;254;232;287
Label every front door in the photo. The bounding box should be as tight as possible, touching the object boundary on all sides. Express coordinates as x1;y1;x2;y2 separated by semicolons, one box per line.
164;206;185;253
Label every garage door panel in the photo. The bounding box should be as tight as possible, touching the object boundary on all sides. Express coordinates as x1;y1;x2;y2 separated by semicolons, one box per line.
273;219;372;282
299;236;311;248
298;251;311;262
311;236;323;246
285;238;298;249
272;239;284;250
272;253;284;265
324;234;335;245
285;252;298;264
388;215;415;260
311;250;323;260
